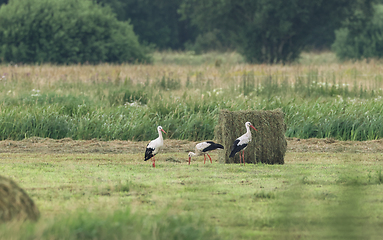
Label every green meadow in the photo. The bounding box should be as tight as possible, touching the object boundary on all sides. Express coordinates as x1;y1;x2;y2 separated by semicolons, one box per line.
0;52;383;239
1;150;383;240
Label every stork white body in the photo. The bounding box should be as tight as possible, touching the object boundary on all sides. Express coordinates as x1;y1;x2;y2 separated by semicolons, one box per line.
145;126;166;167
229;122;257;165
188;141;224;165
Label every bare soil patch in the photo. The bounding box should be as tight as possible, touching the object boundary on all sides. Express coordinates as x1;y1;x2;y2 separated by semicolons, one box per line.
0;137;382;154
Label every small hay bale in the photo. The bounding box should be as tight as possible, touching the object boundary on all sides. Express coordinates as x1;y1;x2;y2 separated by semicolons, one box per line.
214;109;287;164
0;175;40;223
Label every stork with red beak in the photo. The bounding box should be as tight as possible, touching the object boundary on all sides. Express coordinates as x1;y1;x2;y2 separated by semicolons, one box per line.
144;126;166;167
188;141;224;165
229;122;257;166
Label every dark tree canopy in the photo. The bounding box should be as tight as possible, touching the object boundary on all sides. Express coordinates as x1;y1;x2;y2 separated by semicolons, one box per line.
97;0;197;50
0;0;151;64
180;0;374;63
332;4;383;60
0;0;377;63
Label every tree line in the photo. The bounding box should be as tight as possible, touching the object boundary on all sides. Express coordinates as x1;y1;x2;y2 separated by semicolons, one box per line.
0;0;381;64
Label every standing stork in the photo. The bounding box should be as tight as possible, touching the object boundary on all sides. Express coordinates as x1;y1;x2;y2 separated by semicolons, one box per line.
188;141;224;165
229;122;257;166
145;126;166;167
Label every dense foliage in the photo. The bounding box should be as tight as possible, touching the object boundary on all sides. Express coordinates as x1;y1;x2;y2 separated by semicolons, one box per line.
180;0;373;63
97;0;197;50
94;0;375;57
0;0;151;64
332;4;383;60
1;0;376;63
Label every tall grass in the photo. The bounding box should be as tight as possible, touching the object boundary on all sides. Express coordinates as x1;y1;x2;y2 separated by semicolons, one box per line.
1;55;383;141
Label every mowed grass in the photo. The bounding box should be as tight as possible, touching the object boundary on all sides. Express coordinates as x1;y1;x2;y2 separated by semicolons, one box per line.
1;151;383;239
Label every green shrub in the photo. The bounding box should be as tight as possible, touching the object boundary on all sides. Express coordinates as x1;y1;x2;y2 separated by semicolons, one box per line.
0;0;151;64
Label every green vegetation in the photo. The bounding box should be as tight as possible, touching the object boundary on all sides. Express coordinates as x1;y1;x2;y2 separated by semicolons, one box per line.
9;210;218;240
0;53;383;141
0;151;382;239
96;0;378;62
96;0;197;50
0;0;151;64
332;4;383;60
180;0;371;63
1;0;378;63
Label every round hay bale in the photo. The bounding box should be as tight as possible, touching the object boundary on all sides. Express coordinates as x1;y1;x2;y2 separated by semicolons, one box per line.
214;109;287;164
0;175;40;223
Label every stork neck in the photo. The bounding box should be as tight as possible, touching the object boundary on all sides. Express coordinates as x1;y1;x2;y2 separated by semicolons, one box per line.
245;125;252;139
158;129;163;139
246;125;251;134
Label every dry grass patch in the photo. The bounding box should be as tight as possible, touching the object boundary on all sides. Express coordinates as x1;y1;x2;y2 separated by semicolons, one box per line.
2;57;383;90
0;175;40;223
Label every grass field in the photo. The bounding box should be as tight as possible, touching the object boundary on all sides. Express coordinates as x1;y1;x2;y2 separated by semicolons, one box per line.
1;51;383;239
0;139;383;239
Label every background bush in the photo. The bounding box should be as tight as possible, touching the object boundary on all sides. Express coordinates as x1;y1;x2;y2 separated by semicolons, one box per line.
332;4;383;60
0;0;151;64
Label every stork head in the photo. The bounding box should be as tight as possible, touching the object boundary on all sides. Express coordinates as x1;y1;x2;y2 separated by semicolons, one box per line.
158;126;166;134
245;121;258;131
188;152;196;165
188;152;196;158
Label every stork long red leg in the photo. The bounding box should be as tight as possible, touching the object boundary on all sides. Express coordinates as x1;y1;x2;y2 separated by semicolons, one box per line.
152;156;156;168
207;154;212;163
204;154;206;164
242;151;245;166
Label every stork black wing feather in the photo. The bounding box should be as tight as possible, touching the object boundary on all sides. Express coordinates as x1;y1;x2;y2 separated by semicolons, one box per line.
230;140;247;157
202;142;224;152
144;147;155;161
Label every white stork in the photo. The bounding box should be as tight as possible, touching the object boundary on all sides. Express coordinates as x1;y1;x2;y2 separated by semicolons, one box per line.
144;126;166;167
188;141;224;165
229;122;257;166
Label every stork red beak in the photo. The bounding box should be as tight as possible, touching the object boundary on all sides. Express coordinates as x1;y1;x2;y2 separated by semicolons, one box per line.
188;156;191;165
161;129;167;134
250;125;258;131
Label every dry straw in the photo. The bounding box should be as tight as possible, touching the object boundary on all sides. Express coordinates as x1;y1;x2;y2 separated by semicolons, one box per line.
0;175;40;223
215;109;287;164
